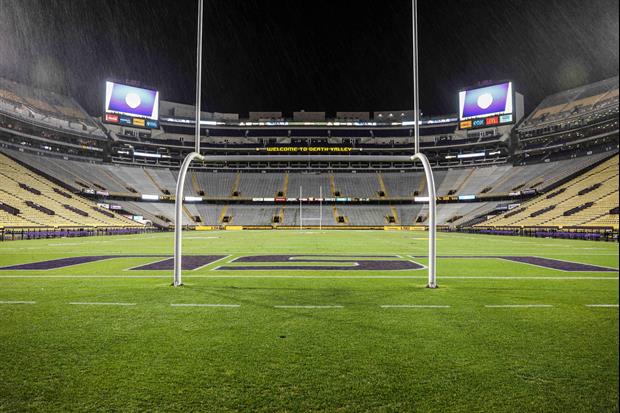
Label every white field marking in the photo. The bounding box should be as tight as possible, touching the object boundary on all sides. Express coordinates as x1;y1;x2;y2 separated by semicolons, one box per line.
68;302;136;306
585;304;619;308
192;255;232;271
46;239;153;246
413;254;619;273
398;255;427;271
124;257;171;272
0;275;618;280
47;242;107;246
0;300;36;304
497;255;618;272
0;235;173;250
212;261;360;271
48;235;174;246
395;253;619;257
446;236;558;246
170;303;240;308
529;255;619;272
2;245;617;256
0;257;125;273
380;305;450;308
451;235;611;249
273;305;344;309
484;304;553;308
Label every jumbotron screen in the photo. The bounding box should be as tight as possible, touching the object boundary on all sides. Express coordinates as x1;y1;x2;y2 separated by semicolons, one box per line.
104;81;159;129
458;82;514;130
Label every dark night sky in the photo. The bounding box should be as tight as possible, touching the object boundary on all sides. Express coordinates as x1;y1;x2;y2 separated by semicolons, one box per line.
0;0;618;117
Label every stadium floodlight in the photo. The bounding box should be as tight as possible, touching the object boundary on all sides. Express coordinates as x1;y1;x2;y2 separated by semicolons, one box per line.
411;0;437;288
173;0;204;287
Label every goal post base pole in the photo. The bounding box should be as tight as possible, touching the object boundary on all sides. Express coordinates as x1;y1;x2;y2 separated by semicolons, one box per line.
173;152;204;287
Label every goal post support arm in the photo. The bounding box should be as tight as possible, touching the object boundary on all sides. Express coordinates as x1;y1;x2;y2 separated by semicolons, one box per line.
173;152;204;287
411;153;437;288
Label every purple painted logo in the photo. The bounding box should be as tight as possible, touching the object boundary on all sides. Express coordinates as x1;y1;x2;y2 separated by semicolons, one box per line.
460;82;512;119
0;255;616;273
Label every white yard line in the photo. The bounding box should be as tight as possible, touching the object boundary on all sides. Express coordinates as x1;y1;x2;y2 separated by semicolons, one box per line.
585;304;619;308
170;303;240;308
484;304;553;308
0;300;36;304
124;257;171;271
380;305;450;308
0;275;171;278
273;305;343;309
528;255;620;271
397;255;427;270
68;302;136;306
0;275;617;280
192;255;232;271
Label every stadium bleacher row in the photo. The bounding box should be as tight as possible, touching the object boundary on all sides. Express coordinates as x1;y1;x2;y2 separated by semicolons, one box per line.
2;147;616;230
2;148;611;199
110;200;500;228
476;155;619;230
522;76;619;129
0;152;143;230
0;77;105;139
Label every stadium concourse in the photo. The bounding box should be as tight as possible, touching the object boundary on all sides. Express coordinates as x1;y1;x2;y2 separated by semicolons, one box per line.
0;75;618;240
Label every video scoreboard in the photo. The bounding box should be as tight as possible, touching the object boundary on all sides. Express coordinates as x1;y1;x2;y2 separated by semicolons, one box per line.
458;81;514;130
103;81;160;129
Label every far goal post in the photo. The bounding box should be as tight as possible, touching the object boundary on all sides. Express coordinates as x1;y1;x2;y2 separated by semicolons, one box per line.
299;186;324;230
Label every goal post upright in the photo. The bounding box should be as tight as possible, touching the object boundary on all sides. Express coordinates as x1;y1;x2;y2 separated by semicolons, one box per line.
173;0;204;287
411;0;437;288
411;153;437;288
319;186;323;230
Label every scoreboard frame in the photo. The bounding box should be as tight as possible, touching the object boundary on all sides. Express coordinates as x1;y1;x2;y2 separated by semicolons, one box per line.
103;81;160;130
458;81;515;130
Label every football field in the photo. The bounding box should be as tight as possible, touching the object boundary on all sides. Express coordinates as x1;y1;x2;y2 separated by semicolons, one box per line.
0;230;618;412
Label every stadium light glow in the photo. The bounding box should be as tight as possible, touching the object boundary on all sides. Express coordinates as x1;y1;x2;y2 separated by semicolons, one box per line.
458;152;486;159
133;151;161;158
183;196;203;202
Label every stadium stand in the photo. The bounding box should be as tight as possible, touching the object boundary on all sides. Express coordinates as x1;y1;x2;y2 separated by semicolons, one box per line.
0;77;105;138
0;76;617;238
2;148;613;200
522;76;618;128
476;155;619;229
0;152;143;231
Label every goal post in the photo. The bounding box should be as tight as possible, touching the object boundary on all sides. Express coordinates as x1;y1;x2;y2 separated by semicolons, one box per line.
411;153;437;289
411;0;437;288
173;0;203;287
173;152;204;287
299;186;324;230
172;0;437;289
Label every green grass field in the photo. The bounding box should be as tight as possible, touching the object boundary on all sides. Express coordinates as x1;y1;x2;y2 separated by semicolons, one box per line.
0;230;618;412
